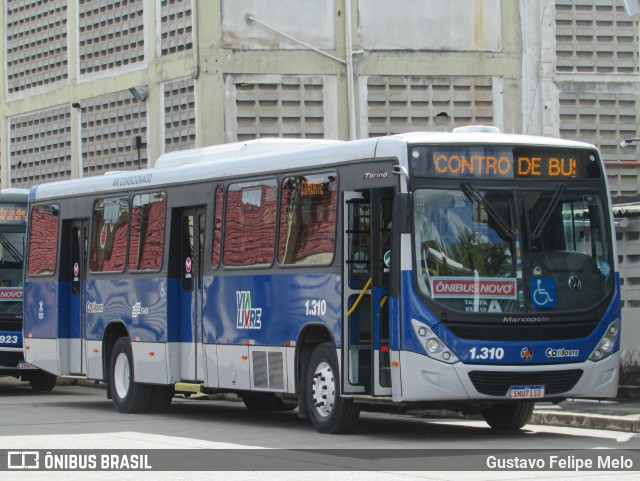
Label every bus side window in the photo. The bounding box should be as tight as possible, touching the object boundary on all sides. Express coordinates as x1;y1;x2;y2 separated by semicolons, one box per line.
128;192;166;272
224;179;277;267
28;204;59;276
278;173;337;266
212;185;223;268
90;197;129;273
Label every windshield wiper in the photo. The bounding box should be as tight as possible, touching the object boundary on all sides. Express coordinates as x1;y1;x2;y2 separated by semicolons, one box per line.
0;232;23;263
460;182;516;240
531;183;566;240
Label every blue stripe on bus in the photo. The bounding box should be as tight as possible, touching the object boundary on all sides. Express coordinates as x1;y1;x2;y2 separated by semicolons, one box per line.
400;270;621;365
24;270;621;367
25;272;343;348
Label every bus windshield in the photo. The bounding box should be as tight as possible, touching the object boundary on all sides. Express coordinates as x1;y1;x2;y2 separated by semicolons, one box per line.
413;185;613;314
0;231;25;315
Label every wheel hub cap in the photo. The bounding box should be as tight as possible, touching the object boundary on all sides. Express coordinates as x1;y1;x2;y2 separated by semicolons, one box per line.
114;352;130;399
311;361;335;418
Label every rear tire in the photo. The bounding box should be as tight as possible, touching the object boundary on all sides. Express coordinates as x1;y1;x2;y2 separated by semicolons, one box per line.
29;372;57;392
305;342;360;434
242;392;297;412
109;337;152;413
482;401;535;430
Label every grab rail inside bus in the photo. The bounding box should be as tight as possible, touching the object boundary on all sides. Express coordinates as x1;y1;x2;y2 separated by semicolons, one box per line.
345;277;372;317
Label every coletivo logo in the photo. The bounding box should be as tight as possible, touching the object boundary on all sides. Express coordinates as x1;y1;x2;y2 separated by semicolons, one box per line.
546;347;579;358
521;347;533;361
132;302;149;318
86;301;104;314
236;291;262;329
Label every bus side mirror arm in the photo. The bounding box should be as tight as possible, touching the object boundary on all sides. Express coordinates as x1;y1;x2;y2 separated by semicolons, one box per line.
390;192;411;298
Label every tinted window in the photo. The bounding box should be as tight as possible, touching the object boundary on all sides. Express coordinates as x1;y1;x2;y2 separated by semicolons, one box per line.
128;192;166;271
224;179;277;267
90;197;129;272
278;173;337;265
212;185;223;268
27;205;59;276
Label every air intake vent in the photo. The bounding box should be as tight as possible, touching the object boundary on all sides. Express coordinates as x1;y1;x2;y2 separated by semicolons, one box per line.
252;351;284;390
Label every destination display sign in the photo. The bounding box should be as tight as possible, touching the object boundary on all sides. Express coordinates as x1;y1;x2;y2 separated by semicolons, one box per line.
410;146;601;179
0;204;27;224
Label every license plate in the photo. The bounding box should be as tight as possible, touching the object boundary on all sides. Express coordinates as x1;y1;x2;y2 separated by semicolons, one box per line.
18;361;38;370
509;385;545;399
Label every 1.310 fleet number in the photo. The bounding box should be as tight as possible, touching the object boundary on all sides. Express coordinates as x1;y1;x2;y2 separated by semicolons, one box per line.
469;347;504;360
304;299;327;316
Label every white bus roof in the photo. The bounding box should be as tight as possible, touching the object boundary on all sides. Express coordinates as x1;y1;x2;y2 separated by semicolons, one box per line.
154;138;342;169
30;130;598;201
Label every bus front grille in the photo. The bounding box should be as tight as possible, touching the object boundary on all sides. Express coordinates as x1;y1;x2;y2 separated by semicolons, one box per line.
0;351;22;368
468;369;583;396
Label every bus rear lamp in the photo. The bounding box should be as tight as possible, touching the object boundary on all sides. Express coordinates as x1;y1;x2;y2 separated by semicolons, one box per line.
411;319;459;364
589;318;620;362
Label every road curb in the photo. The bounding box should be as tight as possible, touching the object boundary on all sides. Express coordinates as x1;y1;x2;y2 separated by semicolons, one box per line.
531;410;640;433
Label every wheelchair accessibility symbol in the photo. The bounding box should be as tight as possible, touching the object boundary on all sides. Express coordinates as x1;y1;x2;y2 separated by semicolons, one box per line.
530;277;556;308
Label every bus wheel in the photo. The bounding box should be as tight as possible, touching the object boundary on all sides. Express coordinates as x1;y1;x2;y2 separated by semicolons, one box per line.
482;401;535;430
29;372;57;392
241;392;296;412
109;337;152;413
305;342;360;434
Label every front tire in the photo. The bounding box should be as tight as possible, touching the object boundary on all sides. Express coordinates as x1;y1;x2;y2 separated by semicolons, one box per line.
482;401;535;430
305;342;360;434
109;337;152;413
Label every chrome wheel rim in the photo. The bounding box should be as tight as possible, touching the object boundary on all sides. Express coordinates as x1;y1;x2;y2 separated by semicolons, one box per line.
114;352;130;399
311;361;335;418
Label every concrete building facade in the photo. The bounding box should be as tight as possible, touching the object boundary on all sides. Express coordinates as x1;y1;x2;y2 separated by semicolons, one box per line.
2;0;640;384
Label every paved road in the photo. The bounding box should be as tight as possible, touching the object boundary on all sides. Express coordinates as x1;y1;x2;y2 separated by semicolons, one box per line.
1;377;639;480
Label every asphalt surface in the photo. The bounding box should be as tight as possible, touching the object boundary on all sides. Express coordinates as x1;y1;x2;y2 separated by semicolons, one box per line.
104;380;640;433
5;376;640;433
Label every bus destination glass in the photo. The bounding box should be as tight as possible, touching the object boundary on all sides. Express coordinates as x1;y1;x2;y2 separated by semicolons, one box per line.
410;146;602;179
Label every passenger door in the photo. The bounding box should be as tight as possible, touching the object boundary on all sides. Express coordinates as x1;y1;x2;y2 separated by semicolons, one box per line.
177;207;206;382
63;219;88;375
342;188;394;396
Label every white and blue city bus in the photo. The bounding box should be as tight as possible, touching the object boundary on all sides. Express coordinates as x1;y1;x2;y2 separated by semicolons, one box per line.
0;189;57;391
23;128;621;432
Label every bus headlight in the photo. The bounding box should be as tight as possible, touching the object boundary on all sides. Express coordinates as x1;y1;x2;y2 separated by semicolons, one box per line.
411;319;459;364
589;318;620;362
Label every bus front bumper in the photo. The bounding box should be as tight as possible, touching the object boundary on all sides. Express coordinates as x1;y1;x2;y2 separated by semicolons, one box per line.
397;349;620;402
